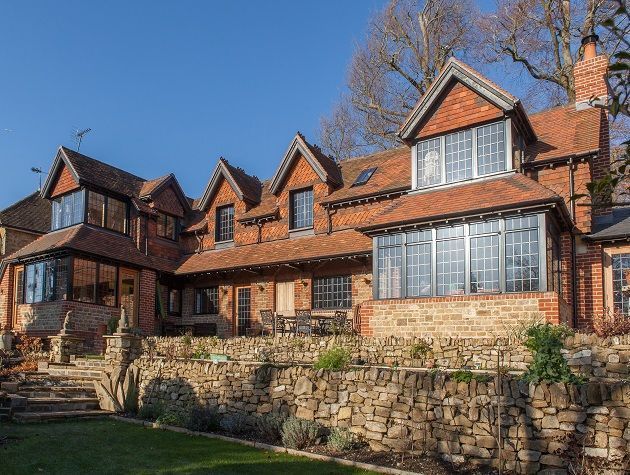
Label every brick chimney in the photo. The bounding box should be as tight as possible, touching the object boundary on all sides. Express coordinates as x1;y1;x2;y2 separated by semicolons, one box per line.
574;34;609;110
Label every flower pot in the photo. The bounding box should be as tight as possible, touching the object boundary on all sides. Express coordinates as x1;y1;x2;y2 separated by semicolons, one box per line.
0;332;13;351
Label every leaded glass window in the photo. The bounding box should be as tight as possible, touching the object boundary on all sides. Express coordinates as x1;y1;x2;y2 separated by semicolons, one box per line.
216;205;235;242
416;138;441;187
313;275;352;309
505;216;539;292
445;130;472;183
195;287;219;314
477;122;505;175
612;253;630;315
290;188;313;229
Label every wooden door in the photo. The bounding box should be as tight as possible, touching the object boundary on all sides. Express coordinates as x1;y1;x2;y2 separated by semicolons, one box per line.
12;266;24;328
236;287;251;336
275;281;294;316
118;268;139;327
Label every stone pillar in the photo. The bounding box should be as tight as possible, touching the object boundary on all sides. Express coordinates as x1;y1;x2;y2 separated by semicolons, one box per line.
49;334;84;363
104;333;143;371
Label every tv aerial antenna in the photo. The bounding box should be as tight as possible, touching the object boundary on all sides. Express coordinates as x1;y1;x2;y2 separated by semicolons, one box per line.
73;127;92;151
31;167;43;191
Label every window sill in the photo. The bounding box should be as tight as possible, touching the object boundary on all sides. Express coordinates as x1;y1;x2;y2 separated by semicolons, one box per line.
215;240;235;250
289;227;314;238
410;170;515;195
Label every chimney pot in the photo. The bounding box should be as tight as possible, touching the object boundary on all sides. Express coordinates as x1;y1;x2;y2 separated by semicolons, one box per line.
581;34;599;60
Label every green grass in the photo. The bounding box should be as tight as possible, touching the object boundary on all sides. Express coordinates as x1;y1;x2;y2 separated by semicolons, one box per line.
1;419;376;475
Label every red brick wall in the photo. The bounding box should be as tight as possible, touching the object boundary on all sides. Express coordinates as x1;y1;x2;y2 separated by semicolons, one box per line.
0;265;14;329
575;240;605;329
50;164;79;198
574;55;609;105
138;269;157;336
415;81;504;140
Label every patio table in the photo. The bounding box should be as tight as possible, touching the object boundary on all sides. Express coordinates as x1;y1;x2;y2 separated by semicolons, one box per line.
275;315;335;335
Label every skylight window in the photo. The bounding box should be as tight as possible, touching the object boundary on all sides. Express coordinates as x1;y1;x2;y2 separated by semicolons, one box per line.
352;167;377;187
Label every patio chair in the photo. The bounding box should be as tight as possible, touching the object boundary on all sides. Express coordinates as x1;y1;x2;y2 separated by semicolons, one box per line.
260;309;274;336
321;310;348;335
294;309;312;336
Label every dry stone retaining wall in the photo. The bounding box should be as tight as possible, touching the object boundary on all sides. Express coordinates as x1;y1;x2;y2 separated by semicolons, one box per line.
143;333;630;379
134;357;630;474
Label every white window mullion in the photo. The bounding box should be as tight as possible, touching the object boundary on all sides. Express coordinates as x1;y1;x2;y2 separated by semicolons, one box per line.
471;126;478;179
440;135;446;186
505;117;513;171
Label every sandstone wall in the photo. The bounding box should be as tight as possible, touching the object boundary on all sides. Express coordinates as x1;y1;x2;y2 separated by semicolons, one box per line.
143;333;630;380
134;357;630;474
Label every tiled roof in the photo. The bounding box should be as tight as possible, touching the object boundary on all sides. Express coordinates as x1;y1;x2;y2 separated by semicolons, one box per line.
60;146;147;197
0;192;51;233
175;229;372;275
3;224;177;272
221;159;263;204
589;211;630;242
298;132;343;186
320;147;410;205
359;173;564;231
139;174;172;197
525;105;602;162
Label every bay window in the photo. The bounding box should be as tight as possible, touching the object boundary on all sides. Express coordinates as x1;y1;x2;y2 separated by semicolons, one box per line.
51;189;85;230
415;121;508;189
24;258;69;303
374;214;553;299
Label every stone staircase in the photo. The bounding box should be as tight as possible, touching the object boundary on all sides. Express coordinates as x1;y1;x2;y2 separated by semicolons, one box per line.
0;358;112;422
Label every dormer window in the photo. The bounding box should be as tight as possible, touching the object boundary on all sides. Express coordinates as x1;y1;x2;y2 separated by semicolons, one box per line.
87;191;128;234
414;121;509;190
51;189;85;231
290;188;313;230
216;205;234;242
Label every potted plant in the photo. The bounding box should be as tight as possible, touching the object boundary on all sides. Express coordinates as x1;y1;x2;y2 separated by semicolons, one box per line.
0;325;14;351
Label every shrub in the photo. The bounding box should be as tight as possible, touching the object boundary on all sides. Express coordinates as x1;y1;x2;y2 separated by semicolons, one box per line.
187;405;221;432
220;412;249;434
313;346;351;371
409;340;432;359
137;402;164;421
450;369;491;383
522;323;584;384
327;427;356;452
156;408;188;427
592;308;630;337
15;336;43;363
281;417;320;449
255;413;287;442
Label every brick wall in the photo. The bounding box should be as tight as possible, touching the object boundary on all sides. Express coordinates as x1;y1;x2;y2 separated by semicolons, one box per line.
138;269;157;336
574;54;609;105
0;227;44;260
177;263;371;338
415;81;503;140
0;265;14;329
50;163;79;198
360;292;568;338
575;240;605;329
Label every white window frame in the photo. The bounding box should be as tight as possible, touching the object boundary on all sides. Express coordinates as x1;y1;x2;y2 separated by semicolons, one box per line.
412;119;512;191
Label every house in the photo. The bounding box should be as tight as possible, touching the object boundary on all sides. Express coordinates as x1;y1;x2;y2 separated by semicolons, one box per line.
0;36;627;347
0;192;51;260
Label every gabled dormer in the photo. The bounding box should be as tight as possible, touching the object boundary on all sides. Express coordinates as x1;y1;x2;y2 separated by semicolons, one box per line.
140;174;191;242
268;132;342;195
398;58;536;192
41;147;146;234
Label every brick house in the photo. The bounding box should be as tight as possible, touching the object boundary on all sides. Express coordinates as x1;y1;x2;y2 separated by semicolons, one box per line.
0;37;627;346
0;192;50;260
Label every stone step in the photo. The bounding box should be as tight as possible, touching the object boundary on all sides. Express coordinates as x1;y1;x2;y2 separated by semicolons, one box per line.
43;366;104;380
73;359;108;369
25;397;100;412
12;409;111;423
17;386;97;399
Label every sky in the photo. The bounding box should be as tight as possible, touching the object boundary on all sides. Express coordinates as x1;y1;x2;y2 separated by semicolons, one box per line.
0;0;506;209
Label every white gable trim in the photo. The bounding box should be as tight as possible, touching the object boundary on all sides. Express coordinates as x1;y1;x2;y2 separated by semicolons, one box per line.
399;60;517;141
268;134;329;195
198;160;245;211
40;147;80;199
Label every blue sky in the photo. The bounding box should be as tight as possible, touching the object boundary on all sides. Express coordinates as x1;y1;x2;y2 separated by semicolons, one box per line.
1;0;509;209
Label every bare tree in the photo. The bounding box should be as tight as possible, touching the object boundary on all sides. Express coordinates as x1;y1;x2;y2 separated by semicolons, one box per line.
319;0;476;160
478;0;619;107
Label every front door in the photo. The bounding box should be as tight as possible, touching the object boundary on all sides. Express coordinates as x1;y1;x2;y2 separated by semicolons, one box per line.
119;268;139;327
236;287;251;336
275;281;294;316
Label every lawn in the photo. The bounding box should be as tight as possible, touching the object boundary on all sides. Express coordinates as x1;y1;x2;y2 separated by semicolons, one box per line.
1;419;377;475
